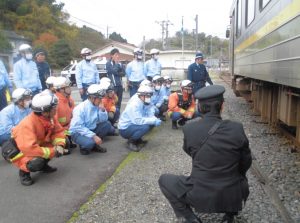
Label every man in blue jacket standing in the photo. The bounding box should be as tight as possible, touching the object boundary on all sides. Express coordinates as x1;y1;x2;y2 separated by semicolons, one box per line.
70;84;116;155
13;44;42;96
187;53;213;94
0;59;13;111
106;48;125;110
35;50;51;90
145;48;162;81
75;48;100;101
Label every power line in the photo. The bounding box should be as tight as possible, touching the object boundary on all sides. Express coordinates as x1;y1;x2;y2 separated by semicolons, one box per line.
68;15;107;33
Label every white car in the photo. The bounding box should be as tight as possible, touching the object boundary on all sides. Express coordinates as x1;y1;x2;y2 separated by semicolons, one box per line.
61;62;77;86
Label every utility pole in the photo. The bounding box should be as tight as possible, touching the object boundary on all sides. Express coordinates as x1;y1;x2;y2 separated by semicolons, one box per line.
143;36;146;63
181;16;184;69
156;20;166;50
165;19;173;50
106;25;111;39
195;15;198;52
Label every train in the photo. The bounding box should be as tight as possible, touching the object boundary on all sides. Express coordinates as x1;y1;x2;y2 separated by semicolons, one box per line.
227;0;300;145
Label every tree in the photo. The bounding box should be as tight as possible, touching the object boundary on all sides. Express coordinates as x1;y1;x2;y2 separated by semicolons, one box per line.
49;39;72;68
109;32;127;43
0;31;12;53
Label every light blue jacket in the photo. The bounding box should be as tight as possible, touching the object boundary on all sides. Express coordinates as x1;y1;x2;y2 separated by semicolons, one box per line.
125;60;146;82
70;99;108;138
0;60;13;93
75;60;100;89
118;94;157;130
0;104;31;136
144;59;162;78
151;88;165;108
161;86;171;100
13;58;42;91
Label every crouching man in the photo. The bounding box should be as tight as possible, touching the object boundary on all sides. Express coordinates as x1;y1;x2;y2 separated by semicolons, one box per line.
159;85;252;223
10;91;66;186
168;80;196;129
118;85;161;152
70;84;116;155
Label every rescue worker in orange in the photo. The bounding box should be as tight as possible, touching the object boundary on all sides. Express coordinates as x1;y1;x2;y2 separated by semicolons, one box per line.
11;91;67;186
53;76;77;153
168;80;196;129
102;84;120;127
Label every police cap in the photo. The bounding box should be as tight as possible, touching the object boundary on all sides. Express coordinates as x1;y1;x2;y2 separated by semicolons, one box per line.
195;53;203;59
195;85;225;102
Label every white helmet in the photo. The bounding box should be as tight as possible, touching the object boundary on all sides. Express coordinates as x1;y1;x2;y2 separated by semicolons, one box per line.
53;76;71;90
137;85;153;96
19;44;32;53
180;80;193;89
80;48;92;55
152;75;164;83
150;48;159;55
133;48;143;55
100;77;111;84
31;90;58;113
140;79;153;88
12;88;32;103
163;75;173;82
46;76;57;87
87;84;106;98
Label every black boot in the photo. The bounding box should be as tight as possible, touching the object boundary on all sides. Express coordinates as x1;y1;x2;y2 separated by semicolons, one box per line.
172;121;178;129
178;118;186;126
92;144;107;153
42;164;57;173
19;170;34;186
126;139;140;152
221;213;236;223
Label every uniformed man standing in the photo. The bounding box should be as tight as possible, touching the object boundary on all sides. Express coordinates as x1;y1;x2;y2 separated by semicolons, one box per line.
187;53;213;94
159;85;252;223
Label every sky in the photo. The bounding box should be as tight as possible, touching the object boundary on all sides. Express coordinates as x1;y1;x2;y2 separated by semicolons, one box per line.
58;0;233;46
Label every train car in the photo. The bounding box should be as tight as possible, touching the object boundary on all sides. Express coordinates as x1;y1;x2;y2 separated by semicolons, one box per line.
228;0;300;144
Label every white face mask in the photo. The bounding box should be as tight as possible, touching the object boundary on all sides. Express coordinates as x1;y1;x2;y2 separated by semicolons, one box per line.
154;55;159;60
25;53;33;60
144;97;151;105
137;55;143;60
166;84;171;88
155;85;161;91
24;100;31;108
85;55;92;60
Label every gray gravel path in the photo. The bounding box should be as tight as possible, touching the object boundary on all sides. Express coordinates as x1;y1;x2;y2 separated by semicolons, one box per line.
71;76;299;223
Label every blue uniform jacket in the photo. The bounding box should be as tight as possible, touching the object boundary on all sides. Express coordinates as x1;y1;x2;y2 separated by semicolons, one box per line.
13;58;42;91
0;104;31;136
118;94;157;130
151;89;165;108
106;59;124;87
75;60;100;89
70;100;108;138
0;60;13;93
187;62;213;84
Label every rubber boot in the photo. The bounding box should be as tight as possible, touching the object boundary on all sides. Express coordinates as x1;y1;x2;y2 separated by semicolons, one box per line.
126;139;140;152
92;144;107;153
172;120;178;129
19;170;34;186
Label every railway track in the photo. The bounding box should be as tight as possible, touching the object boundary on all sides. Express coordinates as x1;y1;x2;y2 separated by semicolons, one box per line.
219;72;296;223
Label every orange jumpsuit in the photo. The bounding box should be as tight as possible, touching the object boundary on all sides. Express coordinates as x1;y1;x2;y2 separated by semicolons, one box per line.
11;113;66;172
102;94;118;113
167;91;196;118
55;92;75;131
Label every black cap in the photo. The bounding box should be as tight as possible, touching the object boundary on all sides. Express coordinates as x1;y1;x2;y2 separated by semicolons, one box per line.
195;85;225;101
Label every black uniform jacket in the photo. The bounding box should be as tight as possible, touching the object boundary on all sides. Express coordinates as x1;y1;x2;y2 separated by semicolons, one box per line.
178;113;252;213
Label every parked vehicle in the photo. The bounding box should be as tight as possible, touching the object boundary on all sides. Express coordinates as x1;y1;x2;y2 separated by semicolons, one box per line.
61;62;77;86
93;57;107;78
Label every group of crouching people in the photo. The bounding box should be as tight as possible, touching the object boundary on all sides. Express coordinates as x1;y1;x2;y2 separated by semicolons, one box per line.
0;74;198;186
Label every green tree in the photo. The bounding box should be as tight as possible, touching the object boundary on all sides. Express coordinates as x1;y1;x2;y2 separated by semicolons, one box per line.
0;31;12;53
109;32;127;43
49;39;72;68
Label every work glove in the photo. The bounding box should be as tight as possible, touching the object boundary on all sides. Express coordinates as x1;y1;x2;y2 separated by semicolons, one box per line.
184;111;193;119
154;119;162;127
55;145;65;157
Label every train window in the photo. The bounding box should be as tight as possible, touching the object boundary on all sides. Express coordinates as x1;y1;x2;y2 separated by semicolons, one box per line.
260;0;271;10
236;0;242;38
246;0;255;26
